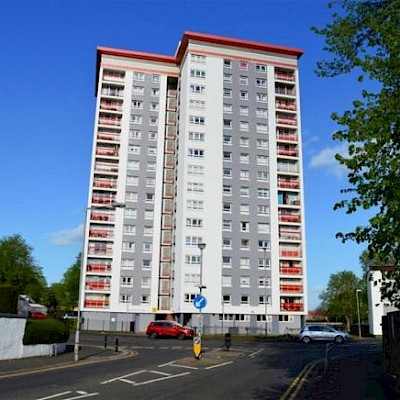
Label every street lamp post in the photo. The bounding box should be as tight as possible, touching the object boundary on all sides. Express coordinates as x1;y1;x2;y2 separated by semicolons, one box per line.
263;247;268;337
198;243;206;336
356;289;362;338
74;201;125;362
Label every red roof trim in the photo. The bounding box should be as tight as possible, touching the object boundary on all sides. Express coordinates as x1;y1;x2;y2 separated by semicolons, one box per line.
176;31;303;63
97;47;176;64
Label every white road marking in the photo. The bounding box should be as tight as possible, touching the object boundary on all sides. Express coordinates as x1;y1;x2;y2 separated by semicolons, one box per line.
100;369;147;384
37;392;72;400
149;370;172;376
167;363;199;370
205;361;233;370
132;371;191;386
62;393;99;400
249;349;264;358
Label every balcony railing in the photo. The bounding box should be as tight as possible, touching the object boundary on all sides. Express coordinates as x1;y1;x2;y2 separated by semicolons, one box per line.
88;247;113;256
90;212;114;222
94;162;119;173
280;249;302;258
84;299;110;308
85;281;111;290
279;214;301;223
100;101;123;112
276;101;296;111
280;302;303;311
98;117;121;126
96;147;119;157
277;148;298;157
279;230;301;241
275;72;295;82
103;71;125;82
278;180;300;189
89;229;113;239
93;179;117;189
280;284;303;293
92;196;116;205
277;134;298;142
280;266;303;275
97;132;120;142
87;264;111;273
276;116;297;126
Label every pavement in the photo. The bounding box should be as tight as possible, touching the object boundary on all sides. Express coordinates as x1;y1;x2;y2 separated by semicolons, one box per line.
0;339;399;399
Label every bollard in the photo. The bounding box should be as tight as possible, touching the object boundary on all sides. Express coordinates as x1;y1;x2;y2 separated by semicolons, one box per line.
104;334;108;349
115;337;119;353
224;333;231;351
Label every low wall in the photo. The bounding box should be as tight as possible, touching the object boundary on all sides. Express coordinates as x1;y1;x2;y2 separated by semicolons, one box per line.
0;315;67;360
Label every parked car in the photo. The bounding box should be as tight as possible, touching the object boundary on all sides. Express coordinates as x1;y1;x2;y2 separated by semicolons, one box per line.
299;325;350;344
146;321;195;340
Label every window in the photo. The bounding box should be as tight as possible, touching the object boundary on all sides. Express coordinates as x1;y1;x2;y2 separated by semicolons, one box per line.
150;102;159;111
123;225;136;234
191;54;206;64
240;186;250;197
132;100;143;109
129;130;141;139
187;200;204;210
141;277;151;288
240;240;250;251
256;108;268;118
256;123;268;133
222;276;232;287
223;168;232;177
148;131;157;140
240;137;249;147
223;202;232;212
184;293;197;303
151;74;160;82
257;171;269;181
240;153;249;163
147;161;156;171
258;223;270;234
222;238;232;250
240;170;250;180
151;88;160;96
258;257;271;269
258;240;270;250
239;61;248;70
188;148;204;158
187;165;204;175
149;116;158;125
143;226;153;235
223;73;232;82
132;86;144;95
240;91;248;100
240;277;250;287
257;155;269;165
126;176;139;185
133;71;144;81
186;218;203;227
240;121;249;131
190;69;206;78
121;258;134;268
126;192;138;201
189;99;205;110
186;236;203;246
144;209;154;219
223;88;232;98
240;204;250;214
147;147;157;156
223;103;233;113
258;277;270;288
143;242;152;252
256;64;267;72
141;295;150;304
131;115;142;124
142;260;152;270
239;76;248;85
122;242;135;252
223;185;232;194
125;208;137;218
189;131;205;141
256;78;267;87
146;193;155;202
257;139;268;149
240;257;250;269
128;145;141;154
223;220;232;230
189;115;205;125
257;205;270;215
241;221;250;232
223;151;232;161
279;315;294;322
223;119;232;129
190;84;205;94
223;135;232;145
121;276;133;286
185;255;201;264
223;59;232;68
257;188;269;198
222;256;232;266
187;182;204;192
240;106;249;116
184;273;200;284
256;93;268;102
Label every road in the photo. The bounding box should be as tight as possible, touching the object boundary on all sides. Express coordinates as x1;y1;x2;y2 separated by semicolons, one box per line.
0;334;380;400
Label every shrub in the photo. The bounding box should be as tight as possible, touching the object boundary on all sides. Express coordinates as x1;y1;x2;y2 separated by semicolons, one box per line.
0;285;18;314
23;318;70;345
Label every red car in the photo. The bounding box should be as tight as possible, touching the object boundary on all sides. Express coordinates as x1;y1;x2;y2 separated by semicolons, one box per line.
146;321;194;340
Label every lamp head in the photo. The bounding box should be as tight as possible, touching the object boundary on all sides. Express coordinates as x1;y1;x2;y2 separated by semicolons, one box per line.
198;243;206;250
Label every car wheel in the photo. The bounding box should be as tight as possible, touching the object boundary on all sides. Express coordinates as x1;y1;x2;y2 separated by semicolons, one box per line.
302;336;311;344
334;335;344;344
177;332;186;340
149;332;157;339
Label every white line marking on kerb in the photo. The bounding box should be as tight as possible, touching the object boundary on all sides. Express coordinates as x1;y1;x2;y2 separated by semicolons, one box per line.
205;361;233;369
100;369;147;384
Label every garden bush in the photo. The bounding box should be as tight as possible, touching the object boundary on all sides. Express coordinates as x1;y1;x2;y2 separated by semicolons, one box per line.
23;318;70;345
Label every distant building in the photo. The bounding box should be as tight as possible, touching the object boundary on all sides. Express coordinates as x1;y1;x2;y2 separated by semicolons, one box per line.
18;295;47;318
79;32;307;334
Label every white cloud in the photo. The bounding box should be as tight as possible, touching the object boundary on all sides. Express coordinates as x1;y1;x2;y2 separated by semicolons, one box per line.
49;224;83;246
309;143;348;177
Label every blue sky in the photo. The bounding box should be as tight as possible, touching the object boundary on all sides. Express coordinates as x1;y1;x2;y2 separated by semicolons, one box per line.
0;0;369;309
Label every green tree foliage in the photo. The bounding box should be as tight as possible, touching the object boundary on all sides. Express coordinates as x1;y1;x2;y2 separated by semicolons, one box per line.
0;235;47;302
319;271;367;331
313;0;400;306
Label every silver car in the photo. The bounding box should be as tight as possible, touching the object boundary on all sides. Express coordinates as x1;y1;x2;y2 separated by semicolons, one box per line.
299;325;349;344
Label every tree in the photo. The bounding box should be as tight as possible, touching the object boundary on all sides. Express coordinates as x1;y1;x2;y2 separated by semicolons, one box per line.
0;234;47;302
313;0;400;306
319;271;367;331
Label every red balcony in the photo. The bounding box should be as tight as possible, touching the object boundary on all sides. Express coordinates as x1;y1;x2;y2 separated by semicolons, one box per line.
103;71;125;82
280;302;303;311
280;284;303;293
93;179;116;189
279;214;301;223
90;212;112;221
276;101;296;111
279;230;301;241
280;249;302;258
97;132;120;142
277;148;298;157
96;147;119;157
280;266;302;275
86;281;111;290
276;117;297;126
98;117;121;126
92;196;115;205
84;299;109;308
100;101;123;112
87;264;111;273
89;229;111;239
88;247;113;256
94;162;119;173
275;71;295;82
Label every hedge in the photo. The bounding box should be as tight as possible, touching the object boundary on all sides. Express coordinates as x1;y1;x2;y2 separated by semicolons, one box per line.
23;318;70;345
